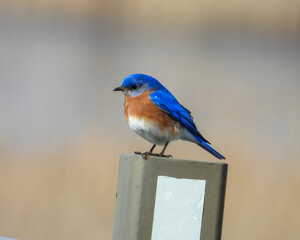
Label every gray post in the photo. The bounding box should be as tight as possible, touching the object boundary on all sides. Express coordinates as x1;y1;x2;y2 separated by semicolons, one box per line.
113;154;227;240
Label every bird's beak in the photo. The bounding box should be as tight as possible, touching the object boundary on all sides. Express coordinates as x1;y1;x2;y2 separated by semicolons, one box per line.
113;86;124;92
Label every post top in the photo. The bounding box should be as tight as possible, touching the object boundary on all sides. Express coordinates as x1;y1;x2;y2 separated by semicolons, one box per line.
121;153;228;166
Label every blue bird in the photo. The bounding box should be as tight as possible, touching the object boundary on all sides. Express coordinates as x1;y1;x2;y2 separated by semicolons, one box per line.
113;73;225;160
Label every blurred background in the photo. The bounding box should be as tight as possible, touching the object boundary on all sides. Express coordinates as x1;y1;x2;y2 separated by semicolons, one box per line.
0;0;299;239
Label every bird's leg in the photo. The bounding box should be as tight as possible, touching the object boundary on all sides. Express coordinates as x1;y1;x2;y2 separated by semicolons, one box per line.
158;142;172;158
159;142;168;155
135;144;156;156
149;144;156;153
141;144;156;155
135;143;172;158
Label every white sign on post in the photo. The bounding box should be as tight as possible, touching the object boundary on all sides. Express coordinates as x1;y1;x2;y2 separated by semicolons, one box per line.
151;176;206;240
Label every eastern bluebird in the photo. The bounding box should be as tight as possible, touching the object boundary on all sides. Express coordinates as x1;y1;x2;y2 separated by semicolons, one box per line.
113;74;225;160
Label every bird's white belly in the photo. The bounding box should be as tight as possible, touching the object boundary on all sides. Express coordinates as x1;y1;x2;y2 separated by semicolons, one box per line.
128;116;181;145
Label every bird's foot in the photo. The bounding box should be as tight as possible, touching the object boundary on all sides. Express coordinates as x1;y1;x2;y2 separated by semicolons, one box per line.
142;152;172;158
134;151;143;155
134;151;172;159
134;151;155;156
157;154;173;158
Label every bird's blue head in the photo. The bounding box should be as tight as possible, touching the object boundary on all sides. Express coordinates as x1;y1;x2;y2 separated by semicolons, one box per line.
113;74;163;97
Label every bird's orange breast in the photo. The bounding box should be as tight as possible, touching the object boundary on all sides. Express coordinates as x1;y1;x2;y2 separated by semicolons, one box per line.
124;91;181;136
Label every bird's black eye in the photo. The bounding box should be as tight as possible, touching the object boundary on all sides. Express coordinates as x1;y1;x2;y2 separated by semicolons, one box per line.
131;85;138;90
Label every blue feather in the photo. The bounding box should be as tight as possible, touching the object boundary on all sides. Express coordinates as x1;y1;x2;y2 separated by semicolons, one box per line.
150;89;209;143
196;138;225;159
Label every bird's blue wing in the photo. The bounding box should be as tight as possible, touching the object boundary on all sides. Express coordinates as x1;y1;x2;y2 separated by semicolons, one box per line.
149;89;209;143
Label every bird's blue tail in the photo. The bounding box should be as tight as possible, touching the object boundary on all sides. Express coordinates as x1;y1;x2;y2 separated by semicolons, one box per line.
197;140;225;160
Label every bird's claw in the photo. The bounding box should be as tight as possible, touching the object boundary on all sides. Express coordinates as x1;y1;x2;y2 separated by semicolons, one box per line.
134;151;173;159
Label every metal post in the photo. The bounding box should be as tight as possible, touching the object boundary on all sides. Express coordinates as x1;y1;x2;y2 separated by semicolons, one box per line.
113;154;227;240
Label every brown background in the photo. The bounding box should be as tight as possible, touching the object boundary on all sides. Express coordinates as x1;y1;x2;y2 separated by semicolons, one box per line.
0;1;299;239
